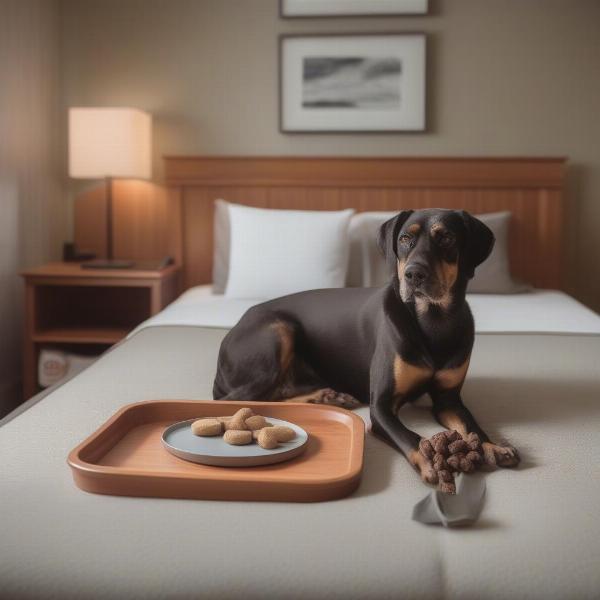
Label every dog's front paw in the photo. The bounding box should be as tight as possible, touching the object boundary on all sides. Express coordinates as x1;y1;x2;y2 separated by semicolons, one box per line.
409;451;439;485
313;388;361;409
482;442;520;468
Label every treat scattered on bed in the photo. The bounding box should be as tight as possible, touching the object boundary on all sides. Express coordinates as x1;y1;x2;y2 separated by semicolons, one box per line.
191;408;296;450
419;430;484;494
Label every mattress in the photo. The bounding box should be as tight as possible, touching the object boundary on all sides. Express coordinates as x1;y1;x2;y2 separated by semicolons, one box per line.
132;286;600;335
1;323;600;599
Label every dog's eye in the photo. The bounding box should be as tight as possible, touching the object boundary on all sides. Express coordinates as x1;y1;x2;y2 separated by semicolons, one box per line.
438;233;455;248
398;234;413;246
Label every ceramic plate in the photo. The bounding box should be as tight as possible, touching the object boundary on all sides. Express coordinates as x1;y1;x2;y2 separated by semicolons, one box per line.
162;417;309;467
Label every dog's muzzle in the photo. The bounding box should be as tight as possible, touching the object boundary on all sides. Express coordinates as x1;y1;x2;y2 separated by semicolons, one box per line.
404;263;430;289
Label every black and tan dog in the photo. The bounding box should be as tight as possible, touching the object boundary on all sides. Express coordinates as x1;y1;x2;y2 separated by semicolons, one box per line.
213;209;520;484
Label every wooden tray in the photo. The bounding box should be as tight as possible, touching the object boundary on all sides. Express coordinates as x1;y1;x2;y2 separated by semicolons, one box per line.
68;400;365;502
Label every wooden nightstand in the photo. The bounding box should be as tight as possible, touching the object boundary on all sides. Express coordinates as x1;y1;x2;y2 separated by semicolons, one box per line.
21;262;181;400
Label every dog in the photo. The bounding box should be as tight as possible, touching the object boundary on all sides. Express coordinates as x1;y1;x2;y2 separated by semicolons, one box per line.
213;209;520;484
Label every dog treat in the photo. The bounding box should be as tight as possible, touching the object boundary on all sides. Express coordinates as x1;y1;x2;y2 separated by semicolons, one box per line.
446;454;462;471
448;439;469;455
257;428;279;449
433;453;448;472
418;429;485;493
445;430;462;443
223;429;253;445
419;439;435;459
245;415;268;431
438;469;453;483
191;418;223;437
439;481;456;494
270;425;296;443
190;408;299;451
460;457;476;473
466;450;482;465
225;407;255;431
252;424;274;440
189;408;299;452
431;432;449;456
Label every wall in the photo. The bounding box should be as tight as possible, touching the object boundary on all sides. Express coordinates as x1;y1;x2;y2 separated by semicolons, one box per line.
60;0;600;311
0;0;67;415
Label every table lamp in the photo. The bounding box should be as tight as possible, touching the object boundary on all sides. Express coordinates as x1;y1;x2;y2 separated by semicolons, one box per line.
69;107;152;269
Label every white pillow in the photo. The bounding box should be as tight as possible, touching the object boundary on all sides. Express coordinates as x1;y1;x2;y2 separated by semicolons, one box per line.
224;202;354;299
347;210;529;292
212;199;229;293
347;211;397;287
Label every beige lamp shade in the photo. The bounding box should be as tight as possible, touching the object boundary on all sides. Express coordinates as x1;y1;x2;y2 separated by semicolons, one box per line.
69;107;151;179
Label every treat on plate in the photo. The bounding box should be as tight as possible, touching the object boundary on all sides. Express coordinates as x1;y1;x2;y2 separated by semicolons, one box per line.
224;407;255;431
245;415;269;431
191;408;297;450
191;418;222;437
223;430;253;445
257;428;279;449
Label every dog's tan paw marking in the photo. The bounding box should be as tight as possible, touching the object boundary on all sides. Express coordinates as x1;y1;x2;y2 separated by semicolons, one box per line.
410;450;439;485
482;442;520;468
311;388;361;409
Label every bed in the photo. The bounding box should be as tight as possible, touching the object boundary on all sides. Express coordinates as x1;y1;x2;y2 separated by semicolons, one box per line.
2;157;600;600
133;284;600;335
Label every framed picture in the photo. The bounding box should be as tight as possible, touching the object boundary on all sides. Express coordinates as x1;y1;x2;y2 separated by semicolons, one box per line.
280;0;428;17
279;33;426;133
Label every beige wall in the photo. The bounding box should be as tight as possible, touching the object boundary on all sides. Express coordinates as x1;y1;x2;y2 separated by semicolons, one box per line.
60;0;600;310
0;0;67;414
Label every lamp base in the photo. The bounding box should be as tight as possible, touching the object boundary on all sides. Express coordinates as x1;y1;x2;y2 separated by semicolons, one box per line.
81;259;135;270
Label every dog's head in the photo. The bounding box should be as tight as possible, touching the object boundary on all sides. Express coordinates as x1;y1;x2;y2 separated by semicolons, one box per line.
378;209;494;309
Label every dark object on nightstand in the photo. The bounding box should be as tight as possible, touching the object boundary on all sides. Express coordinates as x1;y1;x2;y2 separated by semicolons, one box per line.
82;258;135;269
81;256;173;270
63;242;95;262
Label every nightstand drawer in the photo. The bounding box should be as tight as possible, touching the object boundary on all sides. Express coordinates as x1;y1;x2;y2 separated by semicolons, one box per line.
34;285;150;333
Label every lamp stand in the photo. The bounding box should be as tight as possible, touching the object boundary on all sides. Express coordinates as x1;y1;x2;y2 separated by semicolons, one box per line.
81;177;135;270
106;175;114;261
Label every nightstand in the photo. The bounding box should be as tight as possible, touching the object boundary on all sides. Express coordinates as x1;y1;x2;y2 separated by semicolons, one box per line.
21;262;181;400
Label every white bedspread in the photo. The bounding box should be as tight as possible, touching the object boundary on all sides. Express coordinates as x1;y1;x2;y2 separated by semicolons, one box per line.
133;286;600;335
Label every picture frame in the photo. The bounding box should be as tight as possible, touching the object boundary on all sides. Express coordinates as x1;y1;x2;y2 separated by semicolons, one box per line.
280;0;428;18
279;33;426;133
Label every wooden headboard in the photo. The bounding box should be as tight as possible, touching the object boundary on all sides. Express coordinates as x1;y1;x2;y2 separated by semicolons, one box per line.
74;156;566;290
163;156;566;290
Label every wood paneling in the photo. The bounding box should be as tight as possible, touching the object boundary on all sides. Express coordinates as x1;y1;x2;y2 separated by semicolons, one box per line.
164;156;564;189
75;156;566;292
73;184;107;257
74;180;182;264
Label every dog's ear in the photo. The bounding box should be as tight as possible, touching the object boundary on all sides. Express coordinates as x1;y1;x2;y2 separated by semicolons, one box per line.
459;211;495;278
377;210;414;270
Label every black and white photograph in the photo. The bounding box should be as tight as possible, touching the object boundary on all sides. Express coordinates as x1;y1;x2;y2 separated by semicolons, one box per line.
281;0;428;17
280;33;426;132
302;57;402;109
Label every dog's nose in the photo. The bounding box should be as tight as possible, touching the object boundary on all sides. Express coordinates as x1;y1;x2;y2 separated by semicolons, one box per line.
404;264;429;287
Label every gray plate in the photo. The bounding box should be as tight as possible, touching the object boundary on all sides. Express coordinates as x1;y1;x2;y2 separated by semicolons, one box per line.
162;417;309;467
